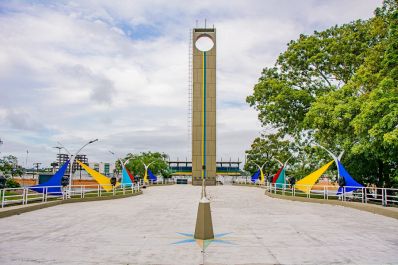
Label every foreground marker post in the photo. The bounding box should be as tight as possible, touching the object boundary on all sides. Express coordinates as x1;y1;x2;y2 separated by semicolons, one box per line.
194;178;214;240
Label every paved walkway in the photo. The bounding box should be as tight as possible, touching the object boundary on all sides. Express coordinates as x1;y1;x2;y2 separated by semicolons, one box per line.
0;185;397;264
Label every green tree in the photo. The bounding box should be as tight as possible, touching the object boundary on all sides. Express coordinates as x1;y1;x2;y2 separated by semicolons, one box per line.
0;155;23;177
244;133;292;176
5;178;21;188
246;6;389;137
304;5;398;187
116;152;170;181
246;1;398;187
160;167;173;181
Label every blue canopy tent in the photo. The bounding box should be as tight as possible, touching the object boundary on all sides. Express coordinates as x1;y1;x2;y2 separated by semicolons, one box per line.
337;161;364;194
29;160;70;195
251;170;260;183
148;169;157;182
121;167;133;187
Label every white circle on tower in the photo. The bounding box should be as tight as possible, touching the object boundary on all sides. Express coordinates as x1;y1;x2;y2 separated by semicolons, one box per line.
195;35;214;52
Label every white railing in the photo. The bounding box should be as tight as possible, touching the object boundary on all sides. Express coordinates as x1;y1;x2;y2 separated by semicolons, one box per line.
233;179;268;187
138;179;176;186
231;180;398;207
1;183;141;208
265;183;398;208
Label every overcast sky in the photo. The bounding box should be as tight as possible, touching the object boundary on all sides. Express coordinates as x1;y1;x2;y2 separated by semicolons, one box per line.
0;0;382;168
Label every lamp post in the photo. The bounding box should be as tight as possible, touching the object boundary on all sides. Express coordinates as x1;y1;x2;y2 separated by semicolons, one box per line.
53;146;62;168
0;138;3;155
109;151;124;178
109;151;134;186
58;139;98;197
23;150;28;186
109;151;125;168
33;162;41;180
109;151;119;175
25;150;29;169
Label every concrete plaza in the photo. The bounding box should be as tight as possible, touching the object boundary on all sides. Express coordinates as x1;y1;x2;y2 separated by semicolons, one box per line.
0;185;397;264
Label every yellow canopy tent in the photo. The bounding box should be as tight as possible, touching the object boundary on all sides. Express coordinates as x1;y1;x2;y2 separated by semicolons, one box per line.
76;160;119;192
295;160;334;194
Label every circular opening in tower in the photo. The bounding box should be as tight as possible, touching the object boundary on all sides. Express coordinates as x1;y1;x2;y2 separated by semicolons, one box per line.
195;35;214;52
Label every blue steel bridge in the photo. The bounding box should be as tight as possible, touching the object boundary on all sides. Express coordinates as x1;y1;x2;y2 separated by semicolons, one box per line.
168;160;242;176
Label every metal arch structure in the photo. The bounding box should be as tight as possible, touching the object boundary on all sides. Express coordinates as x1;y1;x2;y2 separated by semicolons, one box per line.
274;158;283;167
253;162;267;184
275;156;293;168
313;143;344;181
109;151;134;186
314;143;363;193
109;152;134;169
293;143;349;194
123;158;132;167
272;156;292;186
58;139;98;197
142;161;155;183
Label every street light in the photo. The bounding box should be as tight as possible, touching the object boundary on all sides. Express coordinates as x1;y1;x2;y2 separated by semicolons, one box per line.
58;139;98;197
33;162;41;180
57;141;72;155
53;146;62;167
110;151;136;186
109;150;123;178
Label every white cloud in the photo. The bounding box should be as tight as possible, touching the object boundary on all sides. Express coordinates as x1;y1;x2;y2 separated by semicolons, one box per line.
0;0;382;167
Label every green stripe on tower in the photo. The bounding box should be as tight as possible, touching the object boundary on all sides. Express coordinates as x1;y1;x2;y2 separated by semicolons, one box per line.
204;51;207;179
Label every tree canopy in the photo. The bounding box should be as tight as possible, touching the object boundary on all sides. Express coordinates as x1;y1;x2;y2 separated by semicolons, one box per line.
0;155;24;177
246;0;398;187
244;132;291;175
116;151;170;179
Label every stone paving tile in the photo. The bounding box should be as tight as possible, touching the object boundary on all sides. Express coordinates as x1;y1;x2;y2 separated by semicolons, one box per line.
0;185;397;264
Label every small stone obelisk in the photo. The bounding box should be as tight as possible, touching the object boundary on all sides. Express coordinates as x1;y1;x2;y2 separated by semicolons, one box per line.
194;179;214;240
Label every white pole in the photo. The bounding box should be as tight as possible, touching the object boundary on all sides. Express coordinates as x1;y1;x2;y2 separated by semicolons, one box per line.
274;158;283;167
109;151;126;184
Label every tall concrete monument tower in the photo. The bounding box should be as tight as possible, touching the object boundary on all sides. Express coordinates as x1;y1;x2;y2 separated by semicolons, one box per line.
192;27;216;186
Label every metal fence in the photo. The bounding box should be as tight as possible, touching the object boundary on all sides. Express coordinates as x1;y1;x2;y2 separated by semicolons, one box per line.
0;184;141;208
233;180;398;207
139;179;176;185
